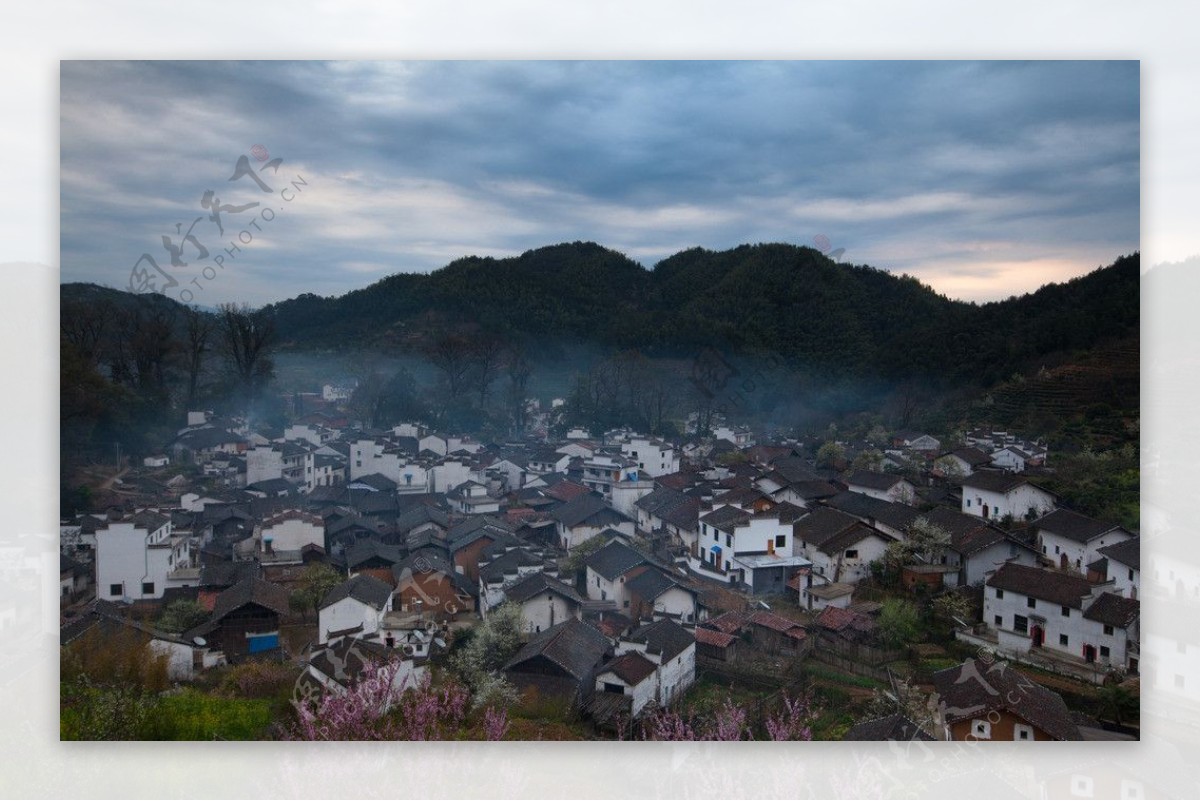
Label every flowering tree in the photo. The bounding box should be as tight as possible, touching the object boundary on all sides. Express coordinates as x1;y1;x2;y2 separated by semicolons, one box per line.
641;692;816;741
763;692;815;741
286;657;507;741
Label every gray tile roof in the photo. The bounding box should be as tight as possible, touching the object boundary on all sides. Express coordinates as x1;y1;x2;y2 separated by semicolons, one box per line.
504;618;611;681
584;540;647;581
1096;537;1140;572
1083;592;1139;629
932;658;1081;741
986;562;1094;609
320;573;393;611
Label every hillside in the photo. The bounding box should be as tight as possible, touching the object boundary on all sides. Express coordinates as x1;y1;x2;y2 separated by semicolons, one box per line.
257;243;1140;388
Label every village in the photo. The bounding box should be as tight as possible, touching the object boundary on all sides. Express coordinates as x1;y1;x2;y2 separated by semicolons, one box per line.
58;383;1141;742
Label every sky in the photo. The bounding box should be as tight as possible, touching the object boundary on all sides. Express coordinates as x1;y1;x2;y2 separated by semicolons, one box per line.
60;60;1139;306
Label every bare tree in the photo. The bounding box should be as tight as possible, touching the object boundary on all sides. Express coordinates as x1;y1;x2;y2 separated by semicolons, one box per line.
216;303;276;408
60;299;111;367
183;307;213;408
470;336;508;408
504;345;533;433
425;331;475;402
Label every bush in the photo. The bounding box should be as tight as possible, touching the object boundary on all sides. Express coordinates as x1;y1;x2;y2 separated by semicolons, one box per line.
217;660;299;701
142;689;274;740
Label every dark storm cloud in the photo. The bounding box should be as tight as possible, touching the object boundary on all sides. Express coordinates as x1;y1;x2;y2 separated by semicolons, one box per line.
60;60;1138;304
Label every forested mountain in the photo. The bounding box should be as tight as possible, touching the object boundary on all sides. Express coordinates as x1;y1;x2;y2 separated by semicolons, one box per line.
254;242;1138;388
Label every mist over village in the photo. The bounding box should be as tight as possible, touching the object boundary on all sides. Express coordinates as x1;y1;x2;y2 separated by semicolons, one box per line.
57;60;1141;744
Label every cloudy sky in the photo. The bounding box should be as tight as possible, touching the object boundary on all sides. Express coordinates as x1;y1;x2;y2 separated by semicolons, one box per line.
60;60;1138;305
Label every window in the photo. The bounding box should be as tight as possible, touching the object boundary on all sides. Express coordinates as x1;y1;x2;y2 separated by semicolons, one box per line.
1013;723;1034;741
966;499;971;508
1026;597;1037;609
995;588;1004;599
1061;605;1070;617
109;583;122;597
1100;645;1110;659
1059;634;1069;647
845;549;859;559
141;581;155;595
1128;568;1135;581
775;535;786;548
726;534;731;547
972;719;991;739
1104;624;1115;636
994;615;1003;626
1014;614;1028;634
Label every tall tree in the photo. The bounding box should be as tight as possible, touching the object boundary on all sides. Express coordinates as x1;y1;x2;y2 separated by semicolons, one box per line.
216;303;276;411
182;306;213;408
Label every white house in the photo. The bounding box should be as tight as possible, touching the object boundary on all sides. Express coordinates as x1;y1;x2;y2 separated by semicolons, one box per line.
551;494;636;551
712;425;753;447
933;447;992;478
606;618;696;715
982;562;1139;677
284;423;335;448
95;512;193;601
792;508;894;605
625;566;701;624
500;571;584;634
1032;508;1136;575
317;574;394;644
259;509;325;553
1095;538;1140;599
446;481;501;516
584;540;648;611
620;436;680;478
579;452;639;500
844;471;916;505
961;473;1057;522
921;506;1041;586
142;454;170;468
695;502;806;591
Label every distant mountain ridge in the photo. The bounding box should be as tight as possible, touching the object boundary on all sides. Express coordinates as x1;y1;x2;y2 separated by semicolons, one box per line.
62;242;1140;388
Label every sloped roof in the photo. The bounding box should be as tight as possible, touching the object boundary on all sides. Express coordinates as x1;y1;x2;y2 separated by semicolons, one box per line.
480;547;547;584
598;651;657;686
211;578;290;620
932;658;1081;741
749;610;805;635
986;562;1094;609
585;540;647;581
503;571;584;606
694;627;737;648
843;713;935;742
1034;508;1127;544
543;480;592;503
946;447;993;467
846;470;906;492
699;504;751;533
1082;592;1139;629
963;472;1054;496
320;573;393;611
1096;537;1140;572
624;618;694;662
703;610;752;634
814;605;876;635
353;473;398;492
815;523;891;557
625;567;692;601
550;494;629;529
792;507;862;547
504;618;611;681
823;491;922;531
